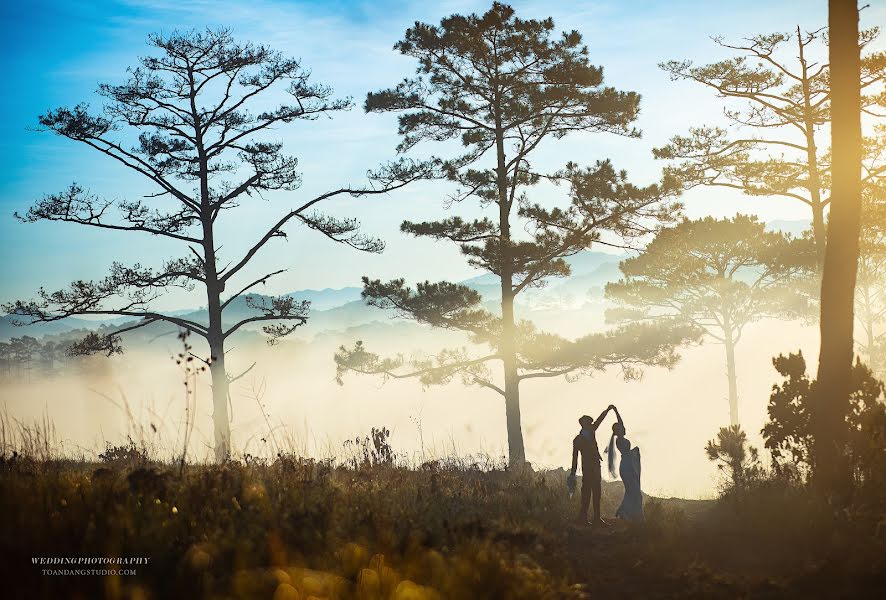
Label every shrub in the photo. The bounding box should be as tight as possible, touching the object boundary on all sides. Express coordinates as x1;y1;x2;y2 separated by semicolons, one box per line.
343;426;396;469
98;436;150;467
705;425;763;495
762;351;886;505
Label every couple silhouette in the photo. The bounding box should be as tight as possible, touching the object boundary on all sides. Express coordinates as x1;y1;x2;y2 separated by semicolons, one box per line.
567;404;643;525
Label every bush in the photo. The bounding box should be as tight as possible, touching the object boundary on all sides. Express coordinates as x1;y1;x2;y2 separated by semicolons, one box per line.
762;351;886;506
705;425;763;495
98;436;150;467
342;426;396;469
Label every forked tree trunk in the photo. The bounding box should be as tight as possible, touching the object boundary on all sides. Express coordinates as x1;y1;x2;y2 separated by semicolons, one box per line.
814;0;862;496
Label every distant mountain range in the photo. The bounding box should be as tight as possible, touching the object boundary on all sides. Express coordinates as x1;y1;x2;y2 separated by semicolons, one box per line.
1;219;812;342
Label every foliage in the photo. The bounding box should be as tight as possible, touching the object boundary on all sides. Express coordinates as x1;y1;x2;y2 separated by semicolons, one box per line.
763;351;886;503
1;28;429;461
607;215;815;332
655;26;886;261
856;170;886;375
336;320;699;388
98;437;151;467
3;29;369;347
338;2;688;464
704;425;763;494
606;214;815;423
0;335;69;381
342;427;396;469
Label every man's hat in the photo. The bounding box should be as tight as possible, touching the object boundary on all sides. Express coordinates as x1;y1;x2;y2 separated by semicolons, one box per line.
578;415;594;427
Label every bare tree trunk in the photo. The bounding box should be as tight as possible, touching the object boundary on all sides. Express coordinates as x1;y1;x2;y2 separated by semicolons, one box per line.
207;305;231;463
208;344;231;462
501;292;526;465
722;308;739;425
815;0;862;496
495;107;526;466
203;227;231;462
724;332;740;426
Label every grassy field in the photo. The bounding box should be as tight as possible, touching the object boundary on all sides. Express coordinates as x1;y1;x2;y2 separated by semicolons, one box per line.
1;447;884;600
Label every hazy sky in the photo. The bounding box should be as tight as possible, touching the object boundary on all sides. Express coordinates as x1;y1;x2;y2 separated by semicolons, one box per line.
1;0;884;309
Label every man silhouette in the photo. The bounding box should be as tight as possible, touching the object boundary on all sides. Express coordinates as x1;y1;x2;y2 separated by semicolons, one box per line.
569;405;615;526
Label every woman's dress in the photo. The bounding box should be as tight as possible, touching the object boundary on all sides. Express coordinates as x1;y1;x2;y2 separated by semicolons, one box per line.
615;436;644;522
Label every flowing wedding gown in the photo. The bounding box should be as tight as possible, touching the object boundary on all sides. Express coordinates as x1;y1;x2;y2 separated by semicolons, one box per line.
615;436;644;522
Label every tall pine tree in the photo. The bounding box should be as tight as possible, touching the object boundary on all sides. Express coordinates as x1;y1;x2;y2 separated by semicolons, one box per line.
334;3;692;464
4;30;426;461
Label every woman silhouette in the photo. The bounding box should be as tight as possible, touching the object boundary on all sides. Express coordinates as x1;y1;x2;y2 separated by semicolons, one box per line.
607;408;644;522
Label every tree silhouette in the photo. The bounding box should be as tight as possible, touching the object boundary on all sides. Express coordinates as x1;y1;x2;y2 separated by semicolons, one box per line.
655;26;885;265
855;177;886;375
334;2;692;464
705;424;762;494
814;0;864;498
0;336;42;382
606;215;815;425
2;29;427;462
764;351;886;495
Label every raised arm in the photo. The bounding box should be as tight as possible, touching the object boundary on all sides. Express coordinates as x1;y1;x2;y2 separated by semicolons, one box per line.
592;406;613;431
613;405;623;426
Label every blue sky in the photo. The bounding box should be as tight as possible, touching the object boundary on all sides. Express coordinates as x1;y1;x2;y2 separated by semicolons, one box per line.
1;0;883;310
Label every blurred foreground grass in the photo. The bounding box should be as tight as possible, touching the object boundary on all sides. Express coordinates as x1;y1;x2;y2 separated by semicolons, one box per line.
1;448;884;599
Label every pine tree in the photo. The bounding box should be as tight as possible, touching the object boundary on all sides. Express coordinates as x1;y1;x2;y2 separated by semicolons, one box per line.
3;29;426;461
335;3;692;464
606;215;815;425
